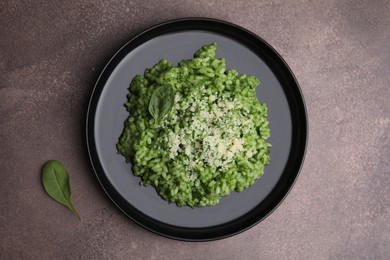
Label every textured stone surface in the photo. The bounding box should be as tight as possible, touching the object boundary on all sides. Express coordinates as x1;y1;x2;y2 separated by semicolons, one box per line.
1;0;389;259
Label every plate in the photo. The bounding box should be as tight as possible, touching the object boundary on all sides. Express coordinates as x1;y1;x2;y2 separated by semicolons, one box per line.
86;18;307;241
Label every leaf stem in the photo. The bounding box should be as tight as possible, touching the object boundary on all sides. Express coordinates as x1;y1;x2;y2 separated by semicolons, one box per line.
69;203;81;221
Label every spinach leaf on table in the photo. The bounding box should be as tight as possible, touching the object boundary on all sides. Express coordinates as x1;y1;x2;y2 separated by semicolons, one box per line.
42;160;80;220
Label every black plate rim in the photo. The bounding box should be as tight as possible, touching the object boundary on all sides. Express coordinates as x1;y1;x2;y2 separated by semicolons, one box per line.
86;17;308;241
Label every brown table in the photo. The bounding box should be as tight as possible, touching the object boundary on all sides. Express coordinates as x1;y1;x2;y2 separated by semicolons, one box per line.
1;1;389;259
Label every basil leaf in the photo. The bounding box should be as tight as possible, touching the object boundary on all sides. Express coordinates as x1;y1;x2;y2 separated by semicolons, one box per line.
42;160;81;220
148;85;175;125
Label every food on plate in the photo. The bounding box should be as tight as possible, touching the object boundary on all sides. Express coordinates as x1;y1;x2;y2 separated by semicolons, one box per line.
117;43;271;207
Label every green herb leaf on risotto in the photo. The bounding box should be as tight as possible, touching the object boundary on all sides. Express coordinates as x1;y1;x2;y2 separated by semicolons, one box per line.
148;85;175;126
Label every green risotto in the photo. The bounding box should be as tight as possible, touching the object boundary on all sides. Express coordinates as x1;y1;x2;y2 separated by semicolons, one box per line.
117;43;271;207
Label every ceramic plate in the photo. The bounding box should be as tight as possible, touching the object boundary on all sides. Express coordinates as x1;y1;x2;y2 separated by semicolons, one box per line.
86;18;307;241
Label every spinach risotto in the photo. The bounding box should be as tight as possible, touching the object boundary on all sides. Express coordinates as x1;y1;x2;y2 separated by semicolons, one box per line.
117;43;271;207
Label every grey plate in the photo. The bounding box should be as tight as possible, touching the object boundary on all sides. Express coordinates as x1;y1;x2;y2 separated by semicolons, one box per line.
86;18;307;241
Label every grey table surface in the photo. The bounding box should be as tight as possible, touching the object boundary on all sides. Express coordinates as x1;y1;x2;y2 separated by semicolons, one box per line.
1;0;389;259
